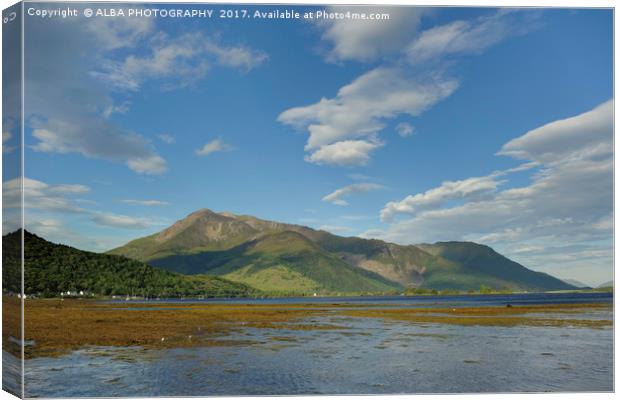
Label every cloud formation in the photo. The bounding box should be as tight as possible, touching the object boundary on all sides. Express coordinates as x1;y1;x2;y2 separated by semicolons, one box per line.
368;100;613;283
323;182;383;206
26;13;266;175
196;139;233;157
278;67;457;166
407;9;539;64
30;118;168;175
86;12;154;50
91;213;151;229
93;32;267;91
498;100;613;163
396;122;415;137
3;177;89;213
380;171;515;222
279;9;539;168
305;139;383;166
318;6;426;62
25;16;167;175
3;176;164;236
2;119;16;154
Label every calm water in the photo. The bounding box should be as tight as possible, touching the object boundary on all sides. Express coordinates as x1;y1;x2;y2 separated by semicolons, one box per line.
8;292;615;397
104;291;613;306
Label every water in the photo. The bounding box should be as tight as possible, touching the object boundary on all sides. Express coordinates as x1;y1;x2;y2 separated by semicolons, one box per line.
103;291;613;306
13;292;615;397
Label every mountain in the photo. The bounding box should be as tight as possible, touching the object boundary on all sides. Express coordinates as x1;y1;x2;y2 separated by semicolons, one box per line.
2;230;255;298
597;280;613;288
416;242;578;291
562;279;591;289
109;209;575;294
152;230;400;293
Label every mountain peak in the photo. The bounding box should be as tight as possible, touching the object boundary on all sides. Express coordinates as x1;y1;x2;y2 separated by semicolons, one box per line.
109;207;575;293
188;208;218;217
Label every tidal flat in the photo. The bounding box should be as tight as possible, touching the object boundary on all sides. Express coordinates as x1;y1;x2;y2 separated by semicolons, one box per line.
2;293;614;396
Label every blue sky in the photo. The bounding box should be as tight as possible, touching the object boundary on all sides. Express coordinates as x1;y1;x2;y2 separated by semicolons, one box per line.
3;5;613;286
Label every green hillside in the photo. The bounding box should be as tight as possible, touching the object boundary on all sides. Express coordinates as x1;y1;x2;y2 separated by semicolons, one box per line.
150;231;402;294
109;208;576;293
417;242;575;291
3;230;255;298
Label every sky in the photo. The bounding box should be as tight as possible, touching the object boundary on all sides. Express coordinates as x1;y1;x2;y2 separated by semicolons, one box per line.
2;4;613;286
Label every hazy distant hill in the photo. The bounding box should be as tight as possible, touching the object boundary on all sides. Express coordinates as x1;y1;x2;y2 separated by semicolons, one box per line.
597;280;613;288
109;209;575;294
2;230;254;298
561;279;591;289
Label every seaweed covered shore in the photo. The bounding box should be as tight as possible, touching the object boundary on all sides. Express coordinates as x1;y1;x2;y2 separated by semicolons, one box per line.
2;296;612;358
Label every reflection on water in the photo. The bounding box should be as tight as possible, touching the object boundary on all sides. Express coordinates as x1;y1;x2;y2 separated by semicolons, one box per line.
21;303;613;397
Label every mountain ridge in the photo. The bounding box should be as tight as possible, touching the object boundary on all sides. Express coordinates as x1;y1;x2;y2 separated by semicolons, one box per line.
108;209;575;294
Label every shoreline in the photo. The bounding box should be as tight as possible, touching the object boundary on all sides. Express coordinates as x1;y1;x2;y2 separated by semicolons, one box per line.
5;287;613;302
3;296;612;359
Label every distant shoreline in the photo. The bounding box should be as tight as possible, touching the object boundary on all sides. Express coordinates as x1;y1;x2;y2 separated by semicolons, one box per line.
5;286;613;301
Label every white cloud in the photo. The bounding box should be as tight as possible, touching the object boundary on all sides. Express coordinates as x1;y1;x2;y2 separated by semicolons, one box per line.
126;155;168;175
196;139;233;157
93;32;267;91
381;172;507;222
3;119;16;154
407;9;539;64
2;131;15;154
23;215;131;252
31;120;168;175
3;177;89;213
91;213;150;229
2;177;163;237
323;182;383;206
122;199;169;206
280;9;539;167
367;100;613;284
279;67;457;166
86;11;154;50
305;139;383;166
25;19;168;176
203;39;269;70
48;184;91;195
396;122;415;137
158;134;176;144
318;6;426;62
26;16;265;175
27;218;65;238
498;100;613;163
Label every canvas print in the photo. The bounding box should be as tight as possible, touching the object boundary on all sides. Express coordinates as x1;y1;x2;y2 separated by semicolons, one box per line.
1;2;614;398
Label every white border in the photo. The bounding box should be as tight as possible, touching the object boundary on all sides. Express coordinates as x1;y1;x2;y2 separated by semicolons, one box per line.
0;1;615;400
